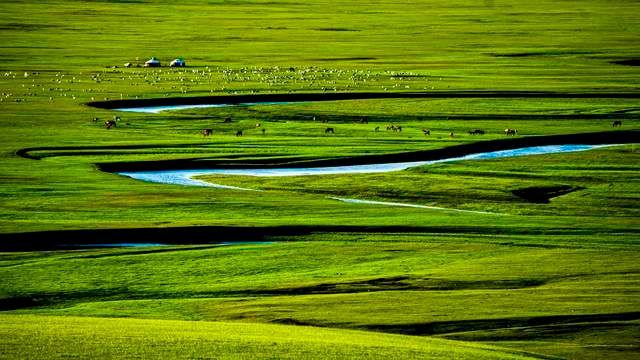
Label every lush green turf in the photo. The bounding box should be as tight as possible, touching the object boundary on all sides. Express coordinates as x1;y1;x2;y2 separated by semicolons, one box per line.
3;239;639;358
1;0;639;358
1;314;537;359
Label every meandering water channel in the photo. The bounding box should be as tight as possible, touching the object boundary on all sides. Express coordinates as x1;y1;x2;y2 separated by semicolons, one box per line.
116;102;293;113
91;94;636;212
118;144;616;188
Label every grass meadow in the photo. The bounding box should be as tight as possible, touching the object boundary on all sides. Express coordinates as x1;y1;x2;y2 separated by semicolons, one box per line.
0;0;639;358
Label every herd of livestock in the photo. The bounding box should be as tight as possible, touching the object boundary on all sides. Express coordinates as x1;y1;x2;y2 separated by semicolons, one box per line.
97;115;623;138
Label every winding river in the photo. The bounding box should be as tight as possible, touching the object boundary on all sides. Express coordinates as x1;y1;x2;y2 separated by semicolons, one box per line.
116;102;292;113
118;144;617;189
91;95;636;211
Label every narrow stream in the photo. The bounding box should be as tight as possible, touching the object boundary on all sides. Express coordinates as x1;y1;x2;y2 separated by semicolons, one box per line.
116;102;294;113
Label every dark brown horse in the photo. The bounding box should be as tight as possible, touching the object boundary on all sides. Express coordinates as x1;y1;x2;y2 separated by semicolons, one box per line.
422;129;431;136
612;120;622;127
468;129;485;135
325;127;335;134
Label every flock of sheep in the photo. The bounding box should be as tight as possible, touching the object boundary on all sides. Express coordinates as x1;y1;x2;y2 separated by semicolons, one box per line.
2;66;433;108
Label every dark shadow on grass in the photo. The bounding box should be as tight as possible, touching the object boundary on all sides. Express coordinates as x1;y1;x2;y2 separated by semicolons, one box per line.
3;225;640;251
85;91;640;111
0;288;130;311
611;59;640;67
511;185;584;203
241;276;547;296
492;51;599;58
314;57;376;61
443;321;640;341
0;276;546;311
1;271;636;311
362;312;640;336
16;145;297;161
313;28;361;32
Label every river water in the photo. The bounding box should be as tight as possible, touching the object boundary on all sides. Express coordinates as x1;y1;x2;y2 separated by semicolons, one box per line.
118;144;615;188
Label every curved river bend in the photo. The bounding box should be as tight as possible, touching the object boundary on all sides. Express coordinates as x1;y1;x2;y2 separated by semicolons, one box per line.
98;97;634;208
115;102;292;113
119;144;616;189
101;94;634;190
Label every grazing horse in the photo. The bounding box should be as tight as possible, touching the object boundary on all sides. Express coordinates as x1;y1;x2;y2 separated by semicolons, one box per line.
612;120;622;127
374;126;380;132
235;130;243;136
223;117;232;123
504;128;518;136
422;129;430;136
202;128;213;137
104;120;116;129
325;127;335;134
468;129;485;135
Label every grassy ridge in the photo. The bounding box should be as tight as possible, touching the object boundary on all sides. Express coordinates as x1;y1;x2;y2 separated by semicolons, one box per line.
0;314;535;359
4;241;639;324
3;239;639;358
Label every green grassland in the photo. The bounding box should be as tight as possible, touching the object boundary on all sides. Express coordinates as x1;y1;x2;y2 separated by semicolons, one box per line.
1;314;537;359
1;0;639;358
2;238;639;359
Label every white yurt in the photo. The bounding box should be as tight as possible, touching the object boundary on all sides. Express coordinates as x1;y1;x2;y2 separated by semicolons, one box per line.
144;57;161;67
169;58;186;67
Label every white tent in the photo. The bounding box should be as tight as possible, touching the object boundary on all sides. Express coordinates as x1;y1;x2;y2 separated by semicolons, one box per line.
170;58;186;67
144;57;161;67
